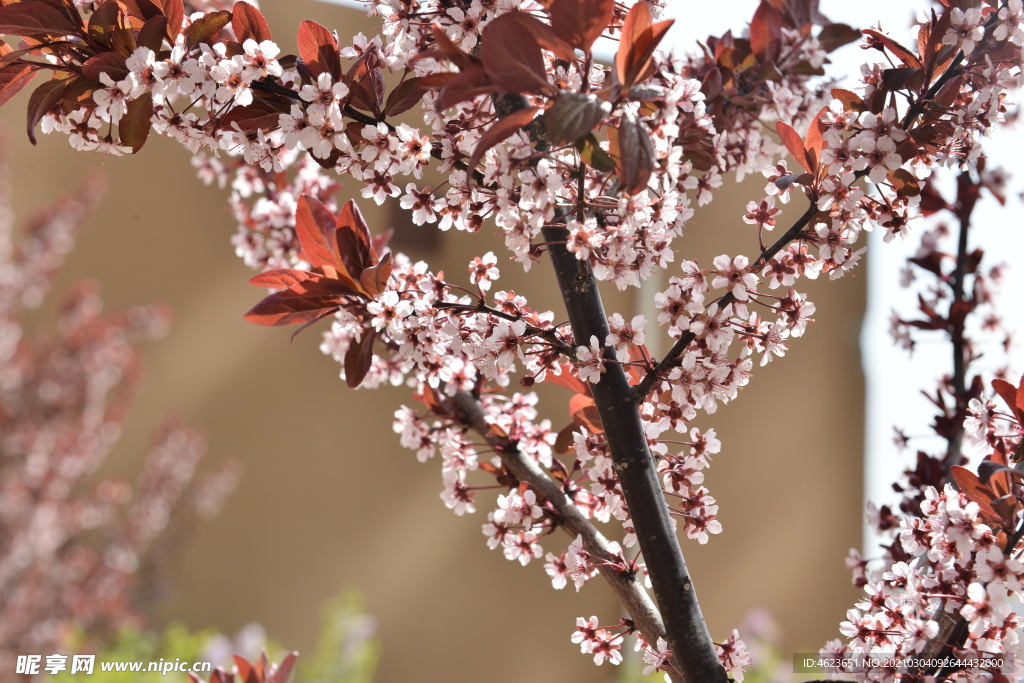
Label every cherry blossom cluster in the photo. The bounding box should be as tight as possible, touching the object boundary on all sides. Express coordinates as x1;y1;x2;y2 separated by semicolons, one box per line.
826;152;1024;680
0;163;238;672
823;484;1024;681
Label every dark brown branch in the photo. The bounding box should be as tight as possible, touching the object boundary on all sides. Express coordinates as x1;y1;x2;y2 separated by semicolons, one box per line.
541;225;725;683
941;172;975;476
446;390;682;683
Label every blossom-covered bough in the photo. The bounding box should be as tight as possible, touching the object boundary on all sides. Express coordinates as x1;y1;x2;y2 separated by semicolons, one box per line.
1;0;1022;679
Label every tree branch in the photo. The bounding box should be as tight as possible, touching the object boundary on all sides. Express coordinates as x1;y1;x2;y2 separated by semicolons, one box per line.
941;172;976;477
633;202;820;401
445;390;683;683
541;226;726;683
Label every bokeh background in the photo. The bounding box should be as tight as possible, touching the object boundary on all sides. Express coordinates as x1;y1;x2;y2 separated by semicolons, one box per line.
1;1;878;680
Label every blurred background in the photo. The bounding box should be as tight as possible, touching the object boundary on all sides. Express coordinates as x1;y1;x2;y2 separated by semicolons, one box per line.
0;0;911;681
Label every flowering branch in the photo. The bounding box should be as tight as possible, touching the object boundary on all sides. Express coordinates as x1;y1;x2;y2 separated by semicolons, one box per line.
1;0;1022;679
444;389;681;678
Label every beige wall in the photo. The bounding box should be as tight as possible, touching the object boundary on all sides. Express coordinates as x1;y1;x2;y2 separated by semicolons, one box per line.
3;2;863;680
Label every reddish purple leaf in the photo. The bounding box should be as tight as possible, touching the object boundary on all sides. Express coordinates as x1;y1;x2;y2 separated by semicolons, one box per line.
295;194;342;270
545;92;610;146
81;52;129;82
775;120;811;173
750;1;783;63
136;15;168;51
249;268;317;289
119;91;152;152
384;76;426;116
818;22;861;53
344;328;376;388
495;12;576;63
185;9;231;50
548;0;614;53
219;101;285;132
0;62;37;109
336;199;373;276
616;112;655;195
435;64;496;112
243;291;341;327
862;28;922;69
153;0;184;40
615;3;674;90
480;14;550;94
467;105;540;172
297;20;341;80
950;466;1003;525
0;2;79;38
26;77;66;145
359;251;392;298
231;1;271;43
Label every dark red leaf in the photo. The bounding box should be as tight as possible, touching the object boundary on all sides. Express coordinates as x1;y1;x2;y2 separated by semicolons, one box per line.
185;9;231;50
26;77;66;145
751;1;783;63
0;62;37;109
385;76;426;116
81;52;129;82
830;87;865;111
231;1;271;43
887;168;921;196
480;14;550;94
992;377;1024;423
349;64;385;118
553;423;578;454
775;120;811;172
467;105;539;171
701;66;723;100
62;76;101;106
244;291;340;327
950;466;1002;525
344;329;376;388
548;0;614;52
495;11;576;63
336;199;374;275
295;194;342;270
219;100;284;132
119;91;152;152
0;2;79;38
817;22;861;52
88;1;123;46
542;362;590;395
359;251;392;299
616;0;651;85
862;28;922;69
615;111;655;195
275;653;299;683
615;2;674;89
152;0;184;40
545;91;610;146
435;64;495;112
110;23;138;58
136;15;167;51
882;67;925;92
805;106;827;154
429;24;474;70
249;268;317;289
297;20;341;80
